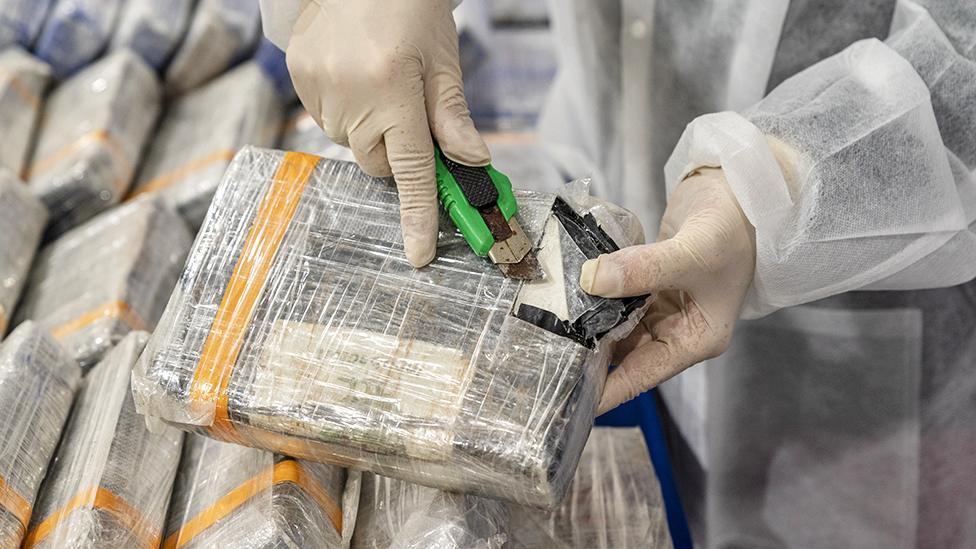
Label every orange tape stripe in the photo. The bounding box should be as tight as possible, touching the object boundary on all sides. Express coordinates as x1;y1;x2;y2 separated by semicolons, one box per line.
274;461;343;534
0;307;8;337
50;300;145;340
0;69;41;111
188;152;318;439
26;130;131;183
23;487;159;549
129;149;237;200
0;475;32;532
161;460;341;549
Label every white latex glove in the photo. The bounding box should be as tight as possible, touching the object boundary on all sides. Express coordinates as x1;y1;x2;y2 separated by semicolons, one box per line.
286;0;490;267
580;168;757;413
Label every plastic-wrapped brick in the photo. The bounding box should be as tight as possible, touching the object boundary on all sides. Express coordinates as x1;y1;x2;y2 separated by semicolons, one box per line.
351;474;510;549
14;199;192;369
0;0;53;50
253;38;296;104
162;434;358;549
110;0;194;72
27;51;161;240
129;62;283;229
0;322;80;548
0;48;51;177
165;0;261;96
509;427;672;548
132;147;648;507
280;107;354;162
23;332;183;549
34;0;124;80
0;173;47;337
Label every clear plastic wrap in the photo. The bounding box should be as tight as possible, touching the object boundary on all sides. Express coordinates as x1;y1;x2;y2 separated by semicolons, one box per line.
0;0;53;49
110;0;194;72
279;107;355;162
509;427;672;549
164;0;262;96
132;147;647;507
0;172;47;337
27;50;161;240
23;332;183;549
483;134;568;195
0;48;51;177
129;62;283;229
0;322;80;548
34;0;124;79
352;474;510;549
13;199;192;369
163;434;358;549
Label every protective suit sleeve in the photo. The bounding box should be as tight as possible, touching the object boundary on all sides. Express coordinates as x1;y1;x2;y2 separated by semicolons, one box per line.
665;3;976;319
259;0;464;49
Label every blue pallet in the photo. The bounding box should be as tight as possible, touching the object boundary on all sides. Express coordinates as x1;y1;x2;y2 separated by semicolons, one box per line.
597;389;693;549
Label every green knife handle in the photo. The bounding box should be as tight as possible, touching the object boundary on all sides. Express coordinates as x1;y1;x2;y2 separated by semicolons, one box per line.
435;146;519;257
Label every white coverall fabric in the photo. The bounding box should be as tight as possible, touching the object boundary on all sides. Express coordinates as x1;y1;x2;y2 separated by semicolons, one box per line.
541;0;976;547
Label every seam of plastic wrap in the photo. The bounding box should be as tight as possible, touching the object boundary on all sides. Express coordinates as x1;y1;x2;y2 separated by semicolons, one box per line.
23;486;158;549
0;68;40;111
129;149;238;199
188;151;319;439
49;300;145;341
0;475;31;533
26;129;131;183
162;459;340;549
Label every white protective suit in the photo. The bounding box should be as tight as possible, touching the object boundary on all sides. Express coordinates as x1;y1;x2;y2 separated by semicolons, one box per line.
263;0;976;546
540;0;976;547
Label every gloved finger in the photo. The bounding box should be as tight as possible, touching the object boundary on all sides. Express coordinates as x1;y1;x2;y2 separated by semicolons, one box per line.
579;238;698;298
384;118;439;268
349;130;393;178
598;298;731;414
423;31;490;165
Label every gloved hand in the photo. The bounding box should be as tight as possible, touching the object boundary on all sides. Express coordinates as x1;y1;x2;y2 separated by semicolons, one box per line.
286;0;490;267
580;168;757;413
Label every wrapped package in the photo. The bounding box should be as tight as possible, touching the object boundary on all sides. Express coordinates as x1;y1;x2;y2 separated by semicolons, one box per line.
0;48;51;177
164;0;262;96
510;427;672;549
13;199;192;369
163;434;358;549
0;322;80;548
27;51;161;240
23;332;183;549
463;27;557;131
352;474;510;549
253;38;297;104
110;0;194;72
0;0;52;49
34;0;124;79
280;107;355;162
133;147;647;507
0;172;47;337
129;62;283;229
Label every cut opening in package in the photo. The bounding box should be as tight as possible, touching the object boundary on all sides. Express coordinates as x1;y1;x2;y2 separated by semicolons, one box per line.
133;147;648;508
0;172;47;337
129;62;283;229
14;199;192;369
27;50;160;240
163;434;358;549
0;47;50;177
24;332;183;549
0;322;80;548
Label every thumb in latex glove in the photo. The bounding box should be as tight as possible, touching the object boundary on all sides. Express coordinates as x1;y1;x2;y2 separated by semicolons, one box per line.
580;168;756;414
286;0;490;267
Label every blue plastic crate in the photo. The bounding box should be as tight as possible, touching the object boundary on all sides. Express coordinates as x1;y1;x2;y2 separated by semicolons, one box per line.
597;389;693;549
